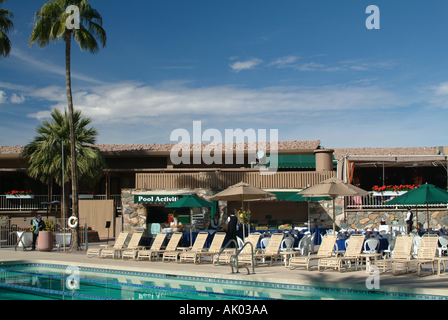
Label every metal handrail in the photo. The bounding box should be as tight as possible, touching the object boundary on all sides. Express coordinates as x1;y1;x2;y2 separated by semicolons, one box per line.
233;241;255;275
214;240;255;274
215;240;238;267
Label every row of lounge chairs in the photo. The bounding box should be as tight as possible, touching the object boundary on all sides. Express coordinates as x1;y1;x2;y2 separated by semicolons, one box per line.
288;233;447;276
86;231;228;264
86;231;289;267
85;230;447;275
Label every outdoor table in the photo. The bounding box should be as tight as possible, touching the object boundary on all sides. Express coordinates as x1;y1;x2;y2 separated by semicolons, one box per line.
358;253;382;269
435;257;448;276
279;250;298;268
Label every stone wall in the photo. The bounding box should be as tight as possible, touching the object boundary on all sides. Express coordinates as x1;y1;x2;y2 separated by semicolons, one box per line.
338;208;448;231
308;199;343;228
121;189;147;234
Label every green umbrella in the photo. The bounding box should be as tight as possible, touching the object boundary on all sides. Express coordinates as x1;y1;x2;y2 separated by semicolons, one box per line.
166;195;212;246
165;194;212;209
387;183;448;232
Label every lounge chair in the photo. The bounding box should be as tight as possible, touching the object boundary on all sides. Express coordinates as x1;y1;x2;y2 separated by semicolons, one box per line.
147;232;182;262
213;233;261;266
179;232;226;264
163;232;208;262
393;234;439;276
373;235;413;274
317;234;365;272
86;231;128;258
239;233;284;266
137;233;167;261
98;232;130;259
121;231;146;260
289;234;337;270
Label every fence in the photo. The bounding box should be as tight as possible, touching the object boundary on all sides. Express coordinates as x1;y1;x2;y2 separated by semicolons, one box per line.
0;217;86;249
136;171;336;190
345;194;448;210
0;194;121;211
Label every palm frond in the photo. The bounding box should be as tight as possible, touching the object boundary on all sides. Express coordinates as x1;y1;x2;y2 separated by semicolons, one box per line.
21;108;106;187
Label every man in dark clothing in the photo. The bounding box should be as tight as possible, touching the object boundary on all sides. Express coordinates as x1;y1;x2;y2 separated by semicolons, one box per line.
405;207;414;234
226;211;238;248
31;214;45;251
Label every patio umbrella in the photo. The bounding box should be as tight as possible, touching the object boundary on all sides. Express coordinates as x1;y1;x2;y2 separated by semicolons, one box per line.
209;181;276;235
286;190;331;236
166;194;212;246
387;183;448;232
298;178;369;232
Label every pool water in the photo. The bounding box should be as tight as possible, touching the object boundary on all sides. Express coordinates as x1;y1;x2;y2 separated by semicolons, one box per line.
0;263;446;300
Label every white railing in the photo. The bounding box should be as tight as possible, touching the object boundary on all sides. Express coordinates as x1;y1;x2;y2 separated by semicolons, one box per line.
345;194;448;210
0;194;122;211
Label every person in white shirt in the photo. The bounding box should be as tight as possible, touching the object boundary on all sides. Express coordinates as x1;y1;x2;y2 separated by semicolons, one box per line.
405;207;413;234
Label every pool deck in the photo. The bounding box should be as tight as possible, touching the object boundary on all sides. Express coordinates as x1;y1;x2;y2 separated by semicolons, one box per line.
1;243;448;298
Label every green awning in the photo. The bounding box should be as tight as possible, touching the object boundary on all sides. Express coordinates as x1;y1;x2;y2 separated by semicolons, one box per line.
269;191;300;201
266;154;337;169
266;154;316;168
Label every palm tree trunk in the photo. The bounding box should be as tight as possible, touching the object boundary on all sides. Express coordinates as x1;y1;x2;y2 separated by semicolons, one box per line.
65;28;80;251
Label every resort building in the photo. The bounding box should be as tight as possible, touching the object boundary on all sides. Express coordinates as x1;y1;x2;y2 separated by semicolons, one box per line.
1;142;448;239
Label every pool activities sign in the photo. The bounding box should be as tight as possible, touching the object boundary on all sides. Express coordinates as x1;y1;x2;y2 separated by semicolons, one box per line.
135;195;182;204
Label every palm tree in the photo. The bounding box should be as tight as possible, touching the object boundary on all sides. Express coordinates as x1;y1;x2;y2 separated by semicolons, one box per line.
0;0;13;58
22;108;106;250
29;0;106;250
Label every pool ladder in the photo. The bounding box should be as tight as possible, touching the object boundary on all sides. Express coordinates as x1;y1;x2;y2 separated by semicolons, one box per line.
215;240;255;275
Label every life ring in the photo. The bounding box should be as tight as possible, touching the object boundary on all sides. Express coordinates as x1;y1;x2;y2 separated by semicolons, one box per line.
68;216;78;228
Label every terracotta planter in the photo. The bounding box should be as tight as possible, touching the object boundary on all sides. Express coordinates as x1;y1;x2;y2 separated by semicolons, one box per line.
37;231;54;251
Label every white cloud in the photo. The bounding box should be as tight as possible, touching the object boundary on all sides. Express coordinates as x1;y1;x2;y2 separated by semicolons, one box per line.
229;58;263;72
268;56;300;68
0;91;7;103
25;81;407;126
10;93;25;104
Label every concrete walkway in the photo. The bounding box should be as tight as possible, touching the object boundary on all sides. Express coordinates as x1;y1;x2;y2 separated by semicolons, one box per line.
1;244;448;298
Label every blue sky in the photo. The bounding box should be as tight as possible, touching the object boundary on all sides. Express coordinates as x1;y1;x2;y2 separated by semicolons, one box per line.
1;0;448;148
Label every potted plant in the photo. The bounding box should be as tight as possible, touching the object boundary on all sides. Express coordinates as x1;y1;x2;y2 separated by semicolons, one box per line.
37;220;54;251
72;190;94;199
372;184;417;196
5;190;35;199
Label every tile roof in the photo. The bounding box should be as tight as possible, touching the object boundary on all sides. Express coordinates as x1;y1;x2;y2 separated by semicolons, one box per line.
0;140;322;154
333;147;435;159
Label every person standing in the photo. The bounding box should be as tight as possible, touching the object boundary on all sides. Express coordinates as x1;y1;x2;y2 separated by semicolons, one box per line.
210;214;222;231
31;214;45;251
405;207;414;234
226;211;238;248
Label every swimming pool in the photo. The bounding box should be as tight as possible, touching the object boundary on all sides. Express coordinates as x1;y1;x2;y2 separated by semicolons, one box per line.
0;263;446;300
